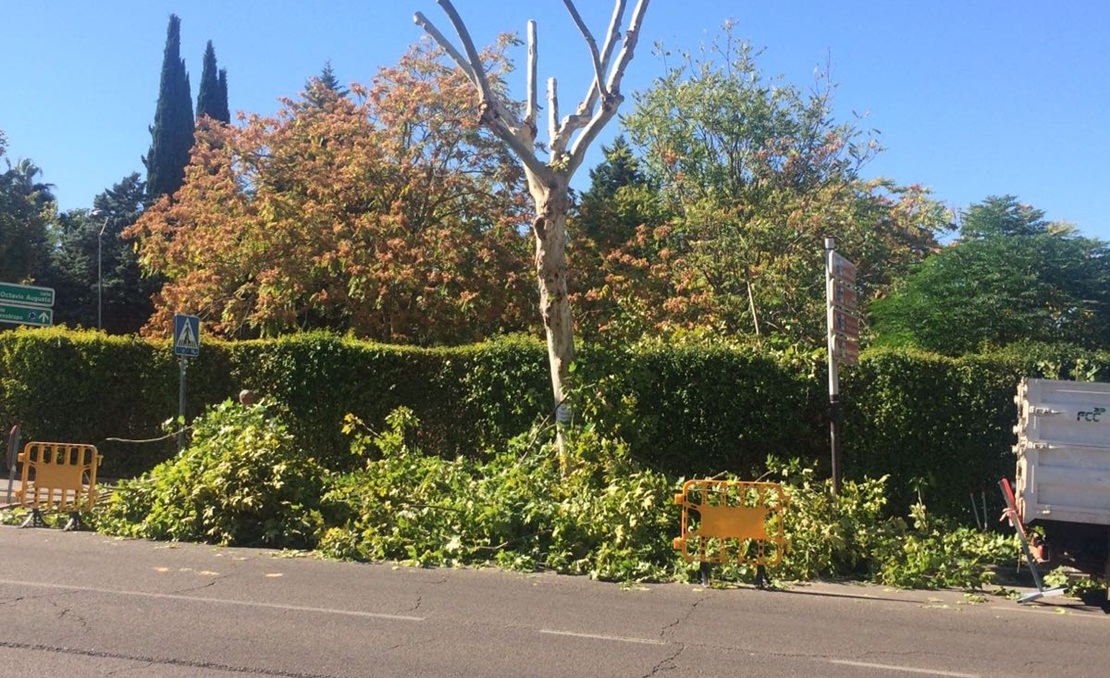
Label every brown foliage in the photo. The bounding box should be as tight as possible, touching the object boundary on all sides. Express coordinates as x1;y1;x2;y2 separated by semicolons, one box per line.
128;42;534;344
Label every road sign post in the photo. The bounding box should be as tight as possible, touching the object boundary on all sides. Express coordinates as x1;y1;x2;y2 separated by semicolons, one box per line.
173;315;201;452
825;239;860;495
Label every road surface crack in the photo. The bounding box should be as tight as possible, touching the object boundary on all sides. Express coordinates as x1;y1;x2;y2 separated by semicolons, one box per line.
643;643;686;677
49;598;89;627
169;573;225;596
659;592;707;640
0;640;345;677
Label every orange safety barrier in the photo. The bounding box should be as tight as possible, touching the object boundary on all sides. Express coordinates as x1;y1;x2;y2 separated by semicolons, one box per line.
673;479;787;567
16;442;101;515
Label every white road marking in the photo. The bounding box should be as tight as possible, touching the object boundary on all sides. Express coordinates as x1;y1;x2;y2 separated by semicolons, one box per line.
0;578;425;621
539;629;669;646
828;659;980;677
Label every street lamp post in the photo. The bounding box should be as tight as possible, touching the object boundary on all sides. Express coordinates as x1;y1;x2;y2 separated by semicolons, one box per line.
90;209;110;330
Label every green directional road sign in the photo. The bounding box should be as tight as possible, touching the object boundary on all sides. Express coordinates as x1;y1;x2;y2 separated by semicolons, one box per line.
0;302;53;327
0;282;54;308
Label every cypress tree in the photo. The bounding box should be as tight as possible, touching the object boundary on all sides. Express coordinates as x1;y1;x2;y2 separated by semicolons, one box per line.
197;41;230;123
144;14;194;203
216;69;230;123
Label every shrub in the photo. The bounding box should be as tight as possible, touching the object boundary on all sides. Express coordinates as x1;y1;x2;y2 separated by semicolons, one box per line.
96;399;325;548
84;400;1017;590
317;409;683;581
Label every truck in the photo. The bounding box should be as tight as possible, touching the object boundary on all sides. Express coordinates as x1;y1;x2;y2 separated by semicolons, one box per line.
1013;378;1110;581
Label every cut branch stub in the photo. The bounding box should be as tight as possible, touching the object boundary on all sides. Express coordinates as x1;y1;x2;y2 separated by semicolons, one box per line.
415;0;649;183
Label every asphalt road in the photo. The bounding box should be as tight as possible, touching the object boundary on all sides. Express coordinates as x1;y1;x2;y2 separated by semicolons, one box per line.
0;526;1108;677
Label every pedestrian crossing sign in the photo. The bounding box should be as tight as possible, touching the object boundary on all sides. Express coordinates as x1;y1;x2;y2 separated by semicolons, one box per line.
173;314;201;357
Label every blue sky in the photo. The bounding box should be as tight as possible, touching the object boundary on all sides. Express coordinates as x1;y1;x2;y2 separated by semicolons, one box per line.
2;1;1107;239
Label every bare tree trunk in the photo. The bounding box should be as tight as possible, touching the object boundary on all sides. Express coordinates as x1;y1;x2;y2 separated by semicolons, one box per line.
529;177;574;426
415;0;649;459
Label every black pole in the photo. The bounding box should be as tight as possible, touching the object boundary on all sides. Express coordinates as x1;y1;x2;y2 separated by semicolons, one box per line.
830;394;842;495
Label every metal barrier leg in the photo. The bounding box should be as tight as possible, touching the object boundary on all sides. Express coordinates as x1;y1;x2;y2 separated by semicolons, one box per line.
756;564;767;589
63;512;84;532
700;562;710;587
19;509;46;529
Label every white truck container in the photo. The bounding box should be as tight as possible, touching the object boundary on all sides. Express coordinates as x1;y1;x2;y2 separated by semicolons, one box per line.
1014;378;1110;526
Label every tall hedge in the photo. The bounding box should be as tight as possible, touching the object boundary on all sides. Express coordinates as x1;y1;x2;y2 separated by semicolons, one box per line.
0;327;238;477
3;327;1109;519
576;343;826;476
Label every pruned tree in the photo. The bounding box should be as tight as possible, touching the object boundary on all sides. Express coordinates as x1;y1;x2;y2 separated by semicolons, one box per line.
415;0;650;437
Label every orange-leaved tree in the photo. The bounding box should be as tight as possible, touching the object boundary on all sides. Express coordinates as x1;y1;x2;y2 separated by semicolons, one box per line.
128;41;533;344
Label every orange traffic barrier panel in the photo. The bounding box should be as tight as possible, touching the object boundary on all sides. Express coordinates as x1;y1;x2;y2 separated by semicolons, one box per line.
673;479;787;567
16;442;102;519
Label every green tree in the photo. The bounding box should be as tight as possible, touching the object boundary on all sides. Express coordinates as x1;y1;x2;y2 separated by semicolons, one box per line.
618;26;949;345
870;196;1110;353
576;136;657;247
304;61;349;107
0;135;56;284
570;137;669;340
960;193;1048;239
144;14;194;203
47;174;155;332
217;69;229;121
196;40;230;124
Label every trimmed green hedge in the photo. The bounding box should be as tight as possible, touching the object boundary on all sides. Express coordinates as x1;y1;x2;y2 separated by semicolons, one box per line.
575;343;825;476
0;329;550;477
3;327;1108;518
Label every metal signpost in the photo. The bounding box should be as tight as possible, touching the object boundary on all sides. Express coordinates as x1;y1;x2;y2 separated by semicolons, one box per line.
6;424;20;506
0;282;55;327
825;238;859;494
173;314;201;453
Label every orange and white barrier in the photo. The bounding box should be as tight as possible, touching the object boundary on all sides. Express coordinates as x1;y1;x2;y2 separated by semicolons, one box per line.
674;479;787;567
16;442;101;516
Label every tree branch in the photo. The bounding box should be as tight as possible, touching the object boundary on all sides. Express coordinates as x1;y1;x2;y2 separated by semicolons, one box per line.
561;0;606;103
597;0;627;83
414;2;548;179
413;12;478;86
566;0;649;177
526;20;538;132
575;0;626;117
417;2;523;133
605;0;649;95
548;77;561;156
434;0;496;115
551;0;626;146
